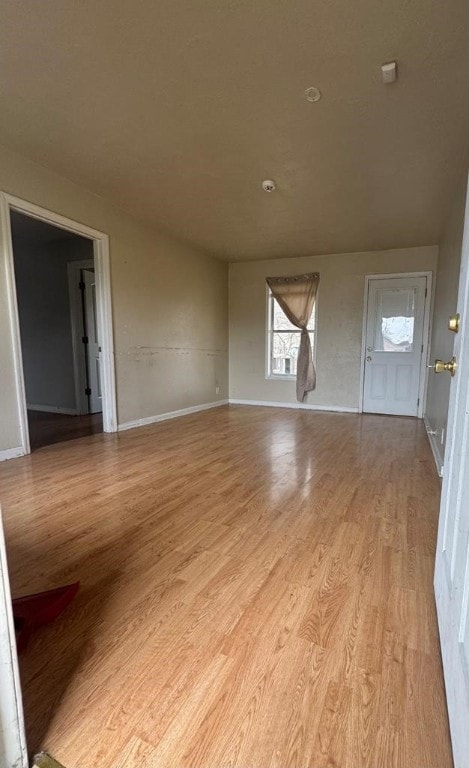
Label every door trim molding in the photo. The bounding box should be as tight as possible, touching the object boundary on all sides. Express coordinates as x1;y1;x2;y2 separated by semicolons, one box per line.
68;259;94;415
0;507;28;767
0;193;117;457
358;271;433;418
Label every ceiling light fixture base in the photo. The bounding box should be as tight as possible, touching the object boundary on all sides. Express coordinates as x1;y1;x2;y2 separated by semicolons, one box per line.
262;180;276;192
381;61;397;83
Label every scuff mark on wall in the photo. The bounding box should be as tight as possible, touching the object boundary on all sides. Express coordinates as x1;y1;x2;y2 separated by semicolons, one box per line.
132;345;225;352
121;346;226;362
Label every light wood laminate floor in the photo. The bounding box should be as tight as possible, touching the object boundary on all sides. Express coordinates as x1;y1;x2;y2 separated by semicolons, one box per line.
0;406;452;768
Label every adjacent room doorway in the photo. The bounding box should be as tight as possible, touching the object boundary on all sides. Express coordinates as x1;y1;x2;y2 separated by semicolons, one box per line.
1;193;117;455
360;272;432;417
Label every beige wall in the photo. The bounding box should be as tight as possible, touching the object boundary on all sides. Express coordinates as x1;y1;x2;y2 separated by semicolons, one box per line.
0;144;228;452
229;246;438;409
425;173;468;465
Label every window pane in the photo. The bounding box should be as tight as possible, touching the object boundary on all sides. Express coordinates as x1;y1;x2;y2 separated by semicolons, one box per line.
272;299;297;331
272;331;301;375
272;297;315;331
373;288;416;352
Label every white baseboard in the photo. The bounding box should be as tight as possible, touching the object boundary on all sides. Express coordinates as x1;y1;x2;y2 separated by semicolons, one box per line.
228;398;359;414
424;416;444;477
0;446;25;463
118;399;229;432
27;404;78;416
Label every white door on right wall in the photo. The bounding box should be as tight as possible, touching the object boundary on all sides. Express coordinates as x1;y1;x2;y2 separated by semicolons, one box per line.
362;275;428;416
434;174;469;768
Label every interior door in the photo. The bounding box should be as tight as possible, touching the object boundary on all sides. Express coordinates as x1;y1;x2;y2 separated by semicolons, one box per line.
434;176;469;768
83;269;102;414
362;276;427;416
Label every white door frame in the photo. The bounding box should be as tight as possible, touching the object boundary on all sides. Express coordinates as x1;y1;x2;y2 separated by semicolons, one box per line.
0;192;117;456
68;259;95;415
358;271;433;417
0;507;28;768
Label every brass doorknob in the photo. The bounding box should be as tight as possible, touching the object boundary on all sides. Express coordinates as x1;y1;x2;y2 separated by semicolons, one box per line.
433;357;457;376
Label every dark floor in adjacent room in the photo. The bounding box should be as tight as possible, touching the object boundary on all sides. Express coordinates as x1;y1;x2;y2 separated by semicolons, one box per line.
27;410;103;450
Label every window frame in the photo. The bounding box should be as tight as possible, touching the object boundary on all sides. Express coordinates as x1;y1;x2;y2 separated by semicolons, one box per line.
265;286;317;381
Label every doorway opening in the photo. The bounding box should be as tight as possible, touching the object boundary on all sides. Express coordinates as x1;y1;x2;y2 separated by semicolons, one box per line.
1;194;117;455
11;212;102;449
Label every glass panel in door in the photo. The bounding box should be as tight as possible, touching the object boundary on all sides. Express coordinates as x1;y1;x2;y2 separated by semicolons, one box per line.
373;287;416;352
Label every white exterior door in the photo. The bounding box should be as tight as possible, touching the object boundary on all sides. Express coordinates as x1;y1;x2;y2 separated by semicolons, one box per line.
434;177;469;768
83;269;102;414
362;276;428;416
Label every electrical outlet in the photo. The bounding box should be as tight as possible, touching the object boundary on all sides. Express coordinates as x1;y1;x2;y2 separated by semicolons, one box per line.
215;386;220;395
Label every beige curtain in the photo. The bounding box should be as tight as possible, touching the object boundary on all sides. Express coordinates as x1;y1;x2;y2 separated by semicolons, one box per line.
266;272;320;402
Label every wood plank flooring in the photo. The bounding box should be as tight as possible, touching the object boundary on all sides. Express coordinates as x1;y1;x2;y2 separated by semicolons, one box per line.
0;406;452;768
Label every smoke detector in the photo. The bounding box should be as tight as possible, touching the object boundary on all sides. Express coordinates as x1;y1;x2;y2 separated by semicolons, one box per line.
262;179;276;192
305;86;321;102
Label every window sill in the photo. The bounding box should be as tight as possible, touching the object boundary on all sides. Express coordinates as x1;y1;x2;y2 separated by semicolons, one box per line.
266;374;296;381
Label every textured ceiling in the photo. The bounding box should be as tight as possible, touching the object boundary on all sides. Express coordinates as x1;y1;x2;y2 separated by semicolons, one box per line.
0;0;468;261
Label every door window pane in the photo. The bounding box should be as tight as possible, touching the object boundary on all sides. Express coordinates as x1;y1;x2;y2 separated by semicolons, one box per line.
373;287;416;352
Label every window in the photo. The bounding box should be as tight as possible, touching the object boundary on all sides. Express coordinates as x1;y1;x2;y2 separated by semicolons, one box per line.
267;291;316;378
